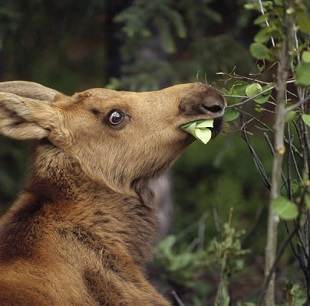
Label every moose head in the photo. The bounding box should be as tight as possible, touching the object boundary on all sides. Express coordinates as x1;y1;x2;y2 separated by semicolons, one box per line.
0;81;225;196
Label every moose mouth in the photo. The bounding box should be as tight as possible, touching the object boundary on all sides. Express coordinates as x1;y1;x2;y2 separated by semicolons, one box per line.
180;117;223;144
212;117;224;137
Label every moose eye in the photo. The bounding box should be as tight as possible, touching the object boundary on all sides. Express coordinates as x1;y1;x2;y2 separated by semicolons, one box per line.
108;110;125;126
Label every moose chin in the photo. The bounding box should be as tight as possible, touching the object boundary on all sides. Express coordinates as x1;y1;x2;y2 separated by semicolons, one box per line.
0;81;225;306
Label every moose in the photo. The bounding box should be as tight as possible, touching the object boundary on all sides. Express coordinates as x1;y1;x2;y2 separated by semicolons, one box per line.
0;81;225;305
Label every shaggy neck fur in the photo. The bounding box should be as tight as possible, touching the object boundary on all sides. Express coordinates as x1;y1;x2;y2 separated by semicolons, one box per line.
8;142;158;265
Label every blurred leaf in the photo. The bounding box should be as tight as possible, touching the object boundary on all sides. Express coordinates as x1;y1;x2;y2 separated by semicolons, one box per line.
167;9;187;38
254;15;268;25
272;196;298;220
254;26;278;43
302;114;310;126
250;42;272;60
285;111;297;122
157;235;176;259
305;194;310;210
155;17;176;53
169;253;193;271
214;280;230;306
244;3;260;10
296;12;310;33
224;109;240;122
296;62;310;86
289;284;307;306
302;51;310;63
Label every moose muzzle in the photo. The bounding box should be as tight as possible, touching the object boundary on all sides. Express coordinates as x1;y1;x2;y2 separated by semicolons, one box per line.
179;83;225;118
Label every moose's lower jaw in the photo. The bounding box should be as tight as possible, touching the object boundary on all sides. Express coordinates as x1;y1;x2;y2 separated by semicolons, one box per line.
212;117;224;138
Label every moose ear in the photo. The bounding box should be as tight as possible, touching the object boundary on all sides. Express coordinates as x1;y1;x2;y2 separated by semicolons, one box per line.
0;92;60;140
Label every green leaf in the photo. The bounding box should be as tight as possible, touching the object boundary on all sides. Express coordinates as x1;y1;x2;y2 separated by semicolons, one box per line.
254;94;271;104
196;120;214;128
254;15;268;25
296;62;310;86
225;82;248;104
272;196;298;220
254;26;278;44
253;83;273;104
296;12;310;34
285;111;297;122
302;114;310;126
194;129;212;144
250;43;272;60
224;109;240;122
157;235;176;259
169;253;193;271
214;280;230;306
302;51;310;63
180;120;214;144
290;284;307;306
245;83;263;98
244;3;260;10
305;194;310;210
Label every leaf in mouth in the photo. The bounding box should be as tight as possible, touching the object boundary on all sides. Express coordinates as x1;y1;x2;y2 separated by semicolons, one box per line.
180;119;214;144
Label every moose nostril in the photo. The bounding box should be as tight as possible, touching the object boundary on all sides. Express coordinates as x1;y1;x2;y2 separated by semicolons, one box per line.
200;104;223;114
179;85;225;116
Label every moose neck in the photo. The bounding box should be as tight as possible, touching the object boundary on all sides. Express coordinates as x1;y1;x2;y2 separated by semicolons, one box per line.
26;142;158;264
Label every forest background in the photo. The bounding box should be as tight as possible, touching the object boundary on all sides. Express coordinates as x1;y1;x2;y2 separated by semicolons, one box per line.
0;0;309;305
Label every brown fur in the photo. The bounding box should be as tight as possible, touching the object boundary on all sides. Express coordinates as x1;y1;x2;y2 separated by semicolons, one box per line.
0;81;225;305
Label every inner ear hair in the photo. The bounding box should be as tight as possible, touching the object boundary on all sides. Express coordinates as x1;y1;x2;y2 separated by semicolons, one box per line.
0;92;58;140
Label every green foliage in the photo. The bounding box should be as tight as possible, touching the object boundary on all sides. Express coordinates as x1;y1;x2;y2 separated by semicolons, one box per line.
302;114;310;126
155;211;248;305
296;62;310;86
271;196;298;220
288;284;307;306
245;83;263;98
250;42;273;60
224;109;240;122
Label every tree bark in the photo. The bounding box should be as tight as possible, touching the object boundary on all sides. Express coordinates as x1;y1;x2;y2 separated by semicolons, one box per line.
264;41;289;306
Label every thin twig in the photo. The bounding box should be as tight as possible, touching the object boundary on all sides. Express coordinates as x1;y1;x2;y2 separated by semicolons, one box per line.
285;96;310;113
258;0;276;47
171;291;185;306
258;225;299;306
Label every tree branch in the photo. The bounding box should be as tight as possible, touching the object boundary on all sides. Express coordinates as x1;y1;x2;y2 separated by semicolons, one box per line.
264;37;290;306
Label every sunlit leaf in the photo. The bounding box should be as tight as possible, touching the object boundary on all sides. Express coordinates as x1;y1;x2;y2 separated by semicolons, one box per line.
244;3;260;10
196;120;214;128
245;83;263;98
302;51;310;63
302;114;310;127
272;196;298;220
296;62;310;86
194;128;212;144
180;120;214;144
